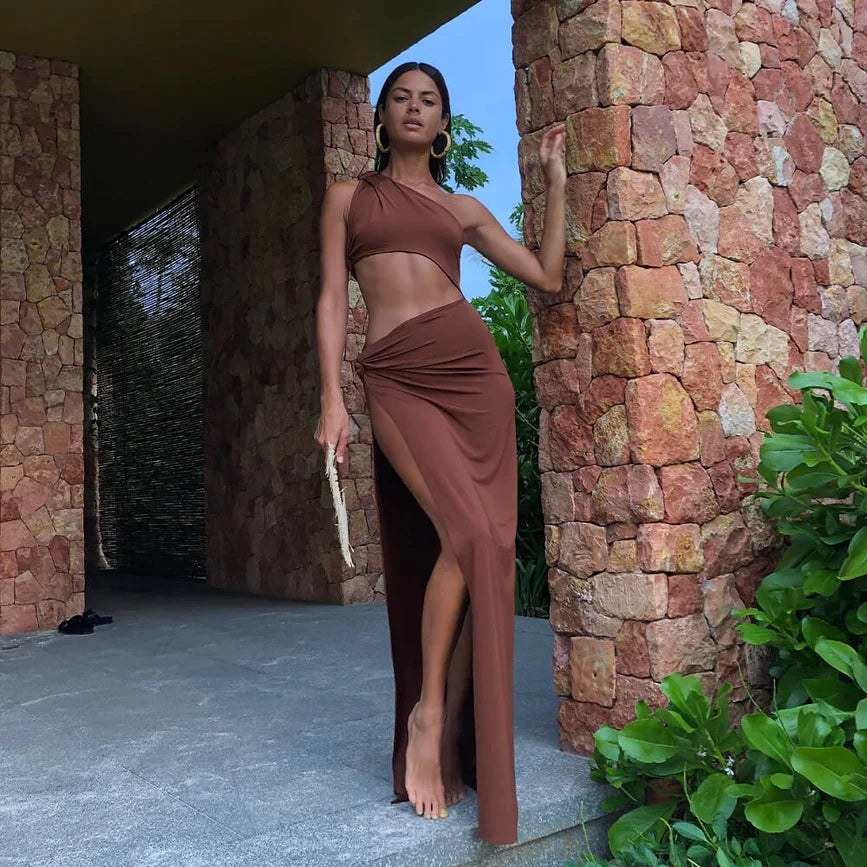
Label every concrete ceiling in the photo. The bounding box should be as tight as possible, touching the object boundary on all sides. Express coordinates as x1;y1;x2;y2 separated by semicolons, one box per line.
1;0;473;246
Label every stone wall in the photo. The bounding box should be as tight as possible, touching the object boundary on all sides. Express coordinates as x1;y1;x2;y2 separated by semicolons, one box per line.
0;50;84;635
513;0;867;750
199;68;379;604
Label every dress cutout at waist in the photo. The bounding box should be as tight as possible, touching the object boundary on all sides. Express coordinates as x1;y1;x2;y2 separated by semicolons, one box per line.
345;170;463;290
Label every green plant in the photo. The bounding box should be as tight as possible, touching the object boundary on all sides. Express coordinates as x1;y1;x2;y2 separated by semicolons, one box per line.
582;326;867;866
734;325;867;707
439;114;493;194
589;673;865;865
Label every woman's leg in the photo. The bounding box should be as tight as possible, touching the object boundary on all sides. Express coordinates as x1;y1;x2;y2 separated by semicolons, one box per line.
442;604;472;805
366;396;469;821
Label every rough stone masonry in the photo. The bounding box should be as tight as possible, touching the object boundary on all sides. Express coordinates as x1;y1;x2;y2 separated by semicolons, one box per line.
512;0;867;751
1;50;84;635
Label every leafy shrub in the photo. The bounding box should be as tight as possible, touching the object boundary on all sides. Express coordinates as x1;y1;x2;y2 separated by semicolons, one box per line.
575;325;867;866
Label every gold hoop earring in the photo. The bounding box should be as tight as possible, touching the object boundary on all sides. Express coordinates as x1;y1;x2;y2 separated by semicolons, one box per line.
374;122;390;153
431;130;451;159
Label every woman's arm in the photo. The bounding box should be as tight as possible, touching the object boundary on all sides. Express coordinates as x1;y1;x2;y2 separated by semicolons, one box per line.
314;180;353;462
464;123;567;295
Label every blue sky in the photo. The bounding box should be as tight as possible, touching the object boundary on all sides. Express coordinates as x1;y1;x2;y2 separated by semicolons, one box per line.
369;0;520;301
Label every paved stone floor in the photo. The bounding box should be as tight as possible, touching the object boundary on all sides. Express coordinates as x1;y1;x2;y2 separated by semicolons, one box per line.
0;573;610;866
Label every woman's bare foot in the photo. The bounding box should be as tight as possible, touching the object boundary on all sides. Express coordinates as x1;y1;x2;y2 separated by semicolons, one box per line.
406;701;448;820
440;715;466;807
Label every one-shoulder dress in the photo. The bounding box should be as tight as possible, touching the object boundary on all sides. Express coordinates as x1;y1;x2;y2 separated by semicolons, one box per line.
345;169;519;845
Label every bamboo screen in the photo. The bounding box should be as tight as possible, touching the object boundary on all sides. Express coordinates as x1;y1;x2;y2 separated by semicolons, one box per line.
93;187;205;578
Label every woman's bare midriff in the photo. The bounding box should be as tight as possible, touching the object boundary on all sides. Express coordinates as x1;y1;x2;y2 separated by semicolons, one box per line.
355;251;464;346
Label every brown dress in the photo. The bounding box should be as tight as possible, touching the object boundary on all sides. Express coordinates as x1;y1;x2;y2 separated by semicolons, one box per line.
346;170;519;845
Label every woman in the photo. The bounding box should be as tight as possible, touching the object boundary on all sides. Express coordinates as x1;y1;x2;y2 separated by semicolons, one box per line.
314;61;565;846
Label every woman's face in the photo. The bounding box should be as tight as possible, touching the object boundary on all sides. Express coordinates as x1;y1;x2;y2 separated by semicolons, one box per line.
380;70;448;146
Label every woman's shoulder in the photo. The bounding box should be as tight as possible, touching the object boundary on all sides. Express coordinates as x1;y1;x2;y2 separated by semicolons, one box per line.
449;190;487;224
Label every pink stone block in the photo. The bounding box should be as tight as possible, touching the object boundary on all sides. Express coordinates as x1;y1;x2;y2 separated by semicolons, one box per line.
667;573;702;616
637;523;704;572
676;6;707;51
615;620;650;677
596;43;665;106
631;105;677;172
682;342;725;411
659;155;690;214
607;168;667;221
625;373;699;465
566;107;631;174
570;636;616;706
513;1;559;67
784;113;826;173
615;265;686;318
659;463;719;524
646;614;717;679
592;318;652;377
690;145;739;207
635;215;699;267
582;222;637;268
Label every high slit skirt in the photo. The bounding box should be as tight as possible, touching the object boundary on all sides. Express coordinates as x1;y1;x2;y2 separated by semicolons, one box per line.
357;295;519;846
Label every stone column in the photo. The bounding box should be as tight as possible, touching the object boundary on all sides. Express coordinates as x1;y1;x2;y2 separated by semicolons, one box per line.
513;0;867;751
199;68;379;604
1;50;84;635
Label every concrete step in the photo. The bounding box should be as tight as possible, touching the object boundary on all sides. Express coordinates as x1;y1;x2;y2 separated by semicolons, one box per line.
0;572;612;866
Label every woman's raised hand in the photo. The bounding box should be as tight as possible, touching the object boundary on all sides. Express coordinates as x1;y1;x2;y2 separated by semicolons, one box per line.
314;402;350;464
539;122;567;189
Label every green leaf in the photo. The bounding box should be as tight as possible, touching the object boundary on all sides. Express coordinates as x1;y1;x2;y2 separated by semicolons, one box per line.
737;623;774;644
741;713;792;768
832;821;863;867
689;773;737;824
765;496;806;519
814;637;867;692
594;726;621;761
659;673;707;724
602;794;632;812
810;699;854;727
618;719;683;763
839;526;867;581
846;608;867;636
727;782;761;798
858;602;867;624
803;569;841;596
854;732;867;763
822;802;841;823
786;463;839;492
769;773;794;788
716;850;734;867
608;803;675;856
758;434;819;472
804;677;862;710
839;355;864;385
791;747;867;801
801;616;848;647
757;460;779;487
744;785;803;833
860;323;867;365
766;404;803;432
671;821;707;843
857;699;867;730
797;709;831;747
654;708;695;733
789;370;867;406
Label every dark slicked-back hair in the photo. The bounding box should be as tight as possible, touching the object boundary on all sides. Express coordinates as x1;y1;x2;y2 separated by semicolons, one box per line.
372;61;451;186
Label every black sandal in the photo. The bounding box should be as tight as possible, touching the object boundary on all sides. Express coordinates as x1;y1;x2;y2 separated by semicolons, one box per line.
58;614;93;635
83;608;113;627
